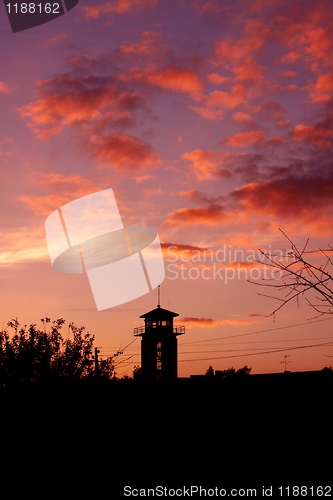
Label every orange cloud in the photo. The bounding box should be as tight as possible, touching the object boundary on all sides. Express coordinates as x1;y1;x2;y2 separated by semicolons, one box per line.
278;119;291;127
0;82;10;93
279;70;297;78
164;204;228;228
147;68;203;97
17;78;119;139
298;25;333;68
136;174;153;183
161;243;213;260
220;130;266;148
216;27;268;62
245;0;283;13
120;31;167;56
21;173;99;216
194;31;270;120
182;149;247;180
181;150;220;180
199;1;229;17
280;84;298;92
17;75;149;139
81;0;159;19
177;317;254;327
267;136;285;144
124;65;203;98
0;226;49;266
230;173;333;234
274;12;333;72
292;122;333;148
177;317;221;328
188;106;225;120
232;57;265;86
227;261;264;270
281;51;302;64
233;112;252;122
207;73;232;85
188;86;247;120
214;19;270;97
85;132;160;170
45;34;67;49
303;73;333;103
205;89;245;109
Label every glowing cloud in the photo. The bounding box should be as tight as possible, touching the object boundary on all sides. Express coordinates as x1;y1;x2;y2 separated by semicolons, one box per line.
81;0;159;19
0;82;10;93
220;131;266;148
164;205;228;228
292;123;333;148
85;132;160;170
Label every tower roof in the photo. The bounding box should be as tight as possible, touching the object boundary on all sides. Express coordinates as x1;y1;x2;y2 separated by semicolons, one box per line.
140;306;179;319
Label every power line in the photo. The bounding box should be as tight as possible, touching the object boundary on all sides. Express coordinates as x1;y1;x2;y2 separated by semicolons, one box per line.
178;344;333;354
100;335;333;352
180;336;333;347
97;318;333;354
100;337;333;356
180;317;333;346
178;339;333;362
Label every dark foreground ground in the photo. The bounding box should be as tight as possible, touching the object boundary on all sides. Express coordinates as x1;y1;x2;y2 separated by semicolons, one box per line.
1;369;332;495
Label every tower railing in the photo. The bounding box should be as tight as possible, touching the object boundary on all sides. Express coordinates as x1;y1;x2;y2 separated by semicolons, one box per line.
133;325;185;336
133;326;145;336
173;326;185;334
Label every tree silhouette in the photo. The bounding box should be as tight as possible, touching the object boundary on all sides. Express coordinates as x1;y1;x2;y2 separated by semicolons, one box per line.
217;366;251;377
250;230;333;320
0;318;95;388
205;365;214;376
132;365;142;381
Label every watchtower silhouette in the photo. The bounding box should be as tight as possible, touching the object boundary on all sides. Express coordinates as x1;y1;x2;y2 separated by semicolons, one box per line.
134;288;185;398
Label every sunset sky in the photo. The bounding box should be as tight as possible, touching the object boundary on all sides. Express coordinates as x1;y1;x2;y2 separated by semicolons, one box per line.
1;0;333;377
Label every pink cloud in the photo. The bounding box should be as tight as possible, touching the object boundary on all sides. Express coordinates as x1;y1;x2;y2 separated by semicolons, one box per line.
207;73;232;85
303;73;333;103
292;122;333;148
177;317;254;327
278;70;297;78
220;131;266;148
0;82;10;94
17;75;148;140
181;149;246;180
124;65;203;98
233;112;252;122
85;132;160;171
21;174;99;215
81;0;159;20
119;31;167;56
164;204;228;228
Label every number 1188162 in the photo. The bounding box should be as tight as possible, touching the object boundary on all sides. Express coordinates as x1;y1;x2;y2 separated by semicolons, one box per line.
278;486;331;497
6;3;60;14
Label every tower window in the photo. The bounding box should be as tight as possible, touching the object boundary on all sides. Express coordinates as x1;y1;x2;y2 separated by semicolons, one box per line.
156;341;162;373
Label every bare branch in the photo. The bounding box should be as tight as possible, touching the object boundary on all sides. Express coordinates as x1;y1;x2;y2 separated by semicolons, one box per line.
249;232;333;319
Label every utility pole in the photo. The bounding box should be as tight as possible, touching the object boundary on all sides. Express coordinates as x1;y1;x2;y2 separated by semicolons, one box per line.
281;354;290;372
94;347;100;377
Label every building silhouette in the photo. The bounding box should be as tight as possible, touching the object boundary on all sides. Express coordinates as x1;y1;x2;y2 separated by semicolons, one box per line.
134;296;185;398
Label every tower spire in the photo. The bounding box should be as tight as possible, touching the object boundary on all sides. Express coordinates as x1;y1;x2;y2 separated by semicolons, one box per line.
157;285;161;308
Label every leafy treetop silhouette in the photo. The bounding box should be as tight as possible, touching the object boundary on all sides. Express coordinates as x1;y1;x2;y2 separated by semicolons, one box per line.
0;318;124;388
